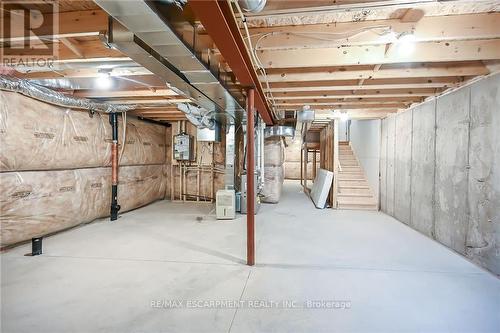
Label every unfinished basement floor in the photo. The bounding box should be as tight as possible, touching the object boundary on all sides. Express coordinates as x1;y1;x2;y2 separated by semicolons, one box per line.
2;180;499;333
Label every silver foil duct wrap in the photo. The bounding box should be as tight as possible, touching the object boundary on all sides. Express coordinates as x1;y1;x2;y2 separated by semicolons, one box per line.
0;75;135;113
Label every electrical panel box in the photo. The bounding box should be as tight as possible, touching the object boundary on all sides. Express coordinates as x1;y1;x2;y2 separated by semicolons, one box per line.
216;189;236;220
174;133;194;161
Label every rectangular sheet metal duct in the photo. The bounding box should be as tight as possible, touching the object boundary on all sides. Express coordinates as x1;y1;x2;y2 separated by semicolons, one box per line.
95;0;245;125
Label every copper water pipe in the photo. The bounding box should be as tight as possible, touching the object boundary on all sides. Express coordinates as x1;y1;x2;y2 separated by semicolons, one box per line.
110;113;121;221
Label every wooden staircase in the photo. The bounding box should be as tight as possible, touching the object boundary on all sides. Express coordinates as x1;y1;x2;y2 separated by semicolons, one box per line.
336;141;378;210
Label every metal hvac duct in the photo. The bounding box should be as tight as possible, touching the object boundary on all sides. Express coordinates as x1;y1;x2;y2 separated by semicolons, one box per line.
264;125;295;138
238;0;267;13
176;103;215;129
95;0;245;127
0;75;134;113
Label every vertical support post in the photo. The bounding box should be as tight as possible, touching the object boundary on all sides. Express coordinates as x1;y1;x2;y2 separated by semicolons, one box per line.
313;149;317;179
246;88;255;266
109;112;121;221
300;144;303;186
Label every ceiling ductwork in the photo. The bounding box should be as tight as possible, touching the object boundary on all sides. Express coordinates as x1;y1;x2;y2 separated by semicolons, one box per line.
0;75;134;113
95;0;245;127
177;103;215;130
238;0;267;13
264;125;295;138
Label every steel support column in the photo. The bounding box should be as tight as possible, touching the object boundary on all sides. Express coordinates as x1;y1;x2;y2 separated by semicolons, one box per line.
246;88;255;266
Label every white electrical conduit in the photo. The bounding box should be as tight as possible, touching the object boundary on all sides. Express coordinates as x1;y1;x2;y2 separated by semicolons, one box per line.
252;25;393;49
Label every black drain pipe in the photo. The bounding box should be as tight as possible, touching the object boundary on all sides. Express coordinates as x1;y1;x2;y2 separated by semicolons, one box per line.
109;112;121;221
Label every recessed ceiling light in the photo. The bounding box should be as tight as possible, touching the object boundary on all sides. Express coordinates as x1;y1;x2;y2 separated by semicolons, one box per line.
95;73;112;89
396;32;416;55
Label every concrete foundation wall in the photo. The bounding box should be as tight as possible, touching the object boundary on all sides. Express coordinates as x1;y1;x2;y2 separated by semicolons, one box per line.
380;119;388;212
410;101;436;238
349;119;381;202
394;112;412;224
380;73;500;275
385;115;396;216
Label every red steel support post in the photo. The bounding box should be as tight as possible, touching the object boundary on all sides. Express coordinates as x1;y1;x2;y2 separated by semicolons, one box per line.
247;88;255;266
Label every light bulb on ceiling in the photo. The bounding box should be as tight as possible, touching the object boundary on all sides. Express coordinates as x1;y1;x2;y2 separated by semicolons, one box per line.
340;112;349;122
396;32;416;55
96;73;112;89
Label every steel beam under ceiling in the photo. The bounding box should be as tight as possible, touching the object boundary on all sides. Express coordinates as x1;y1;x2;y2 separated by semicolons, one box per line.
188;0;274;125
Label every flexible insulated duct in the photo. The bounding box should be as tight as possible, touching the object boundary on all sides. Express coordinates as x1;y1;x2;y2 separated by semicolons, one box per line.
177;103;216;129
0;75;135;113
238;0;267;13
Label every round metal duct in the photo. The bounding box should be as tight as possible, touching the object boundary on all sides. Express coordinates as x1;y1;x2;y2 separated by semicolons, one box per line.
238;0;267;13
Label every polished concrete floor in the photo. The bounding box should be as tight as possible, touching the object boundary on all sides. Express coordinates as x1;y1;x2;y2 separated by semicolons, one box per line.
1;180;499;333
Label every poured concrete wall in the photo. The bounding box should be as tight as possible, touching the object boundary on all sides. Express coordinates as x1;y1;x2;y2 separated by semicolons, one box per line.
380;119;388;212
385;115;396;216
410;101;436;238
380;73;500;275
467;75;500;274
394;111;413;224
349;119;381;202
435;87;470;254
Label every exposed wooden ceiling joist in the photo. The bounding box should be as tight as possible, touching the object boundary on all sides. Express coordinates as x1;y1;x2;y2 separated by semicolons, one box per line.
266;77;465;93
4;39;123;61
257;39;500;68
104;99;191;105
272;88;439;98
74;89;179;98
249;13;500;50
261;61;489;82
275;97;423;104
1;10;107;41
20;68;153;80
276;103;406;109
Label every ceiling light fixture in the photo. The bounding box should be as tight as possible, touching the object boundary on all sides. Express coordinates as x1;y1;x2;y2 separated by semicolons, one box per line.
396;32;416;55
95;68;113;89
340;112;349;122
96;71;113;89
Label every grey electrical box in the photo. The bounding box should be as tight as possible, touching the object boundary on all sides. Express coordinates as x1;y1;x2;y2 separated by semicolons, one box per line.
240;173;261;215
197;122;221;142
174;133;194;161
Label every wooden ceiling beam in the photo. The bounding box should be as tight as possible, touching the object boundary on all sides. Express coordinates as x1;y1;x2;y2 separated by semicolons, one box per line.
276;103;406;109
261;61;489;82
249;13;500;50
266;76;464;92
272;88;439;98
4;39;123;61
269;76;463;88
1;10;108;41
274;97;423;104
105;99;191;105
257;39;500;68
20;68;153;80
74;89;179;98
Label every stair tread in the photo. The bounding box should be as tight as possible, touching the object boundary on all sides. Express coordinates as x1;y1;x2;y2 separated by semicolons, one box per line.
337;192;373;197
337;205;378;211
338;184;370;189
337;197;377;205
